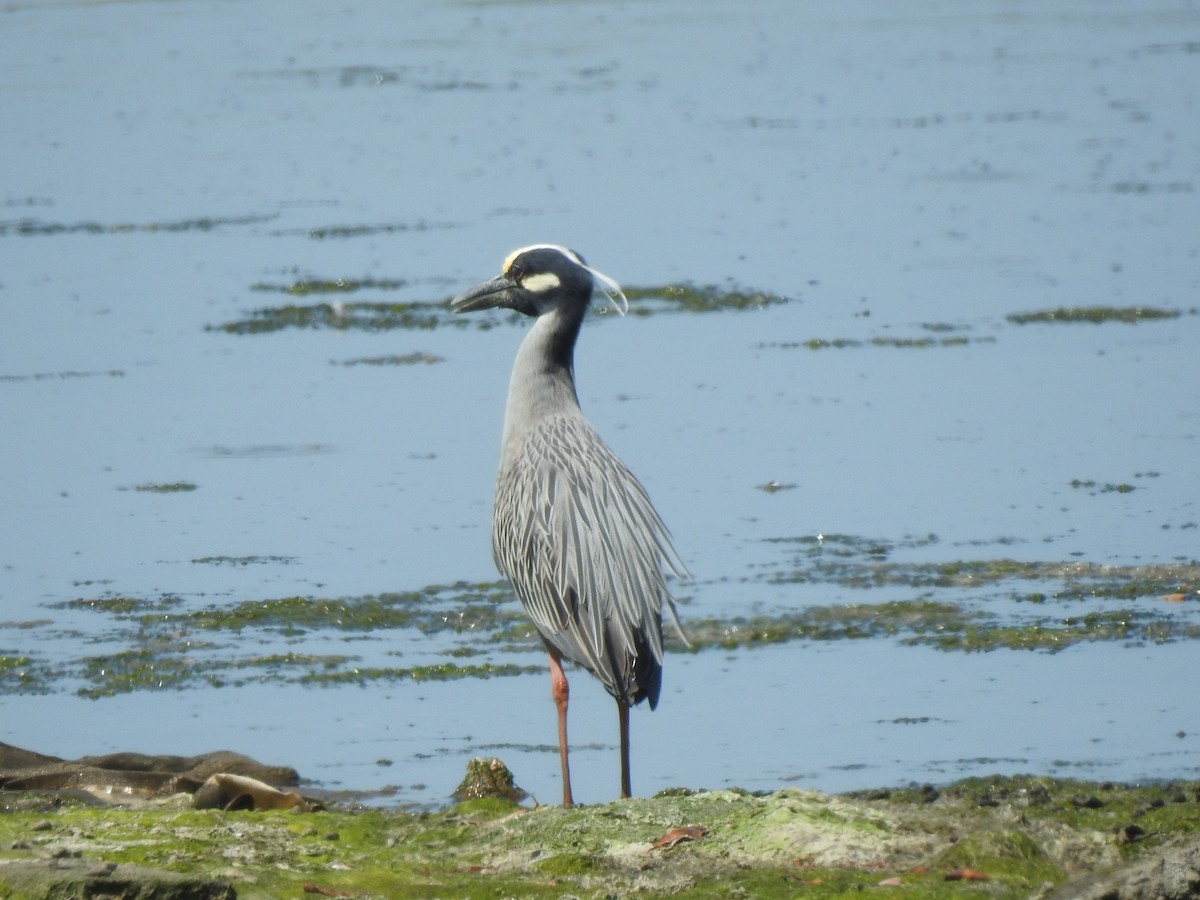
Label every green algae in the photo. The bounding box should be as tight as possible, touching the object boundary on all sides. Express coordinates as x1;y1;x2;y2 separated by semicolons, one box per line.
175;584;520;636
0;369;125;383
10;548;1200;699
55;595;183;615
879;775;1200;863
0;657;52;694
759;305;1192;353
250;277;406;295
44;583;538;698
768;534;1196;599
678;596;1200;654
1070;478;1137;494
191;555;297;567
297;662;542;687
77;647;223;699
1007;305;1182;325
870;334;976;348
130;482;198;493
0;214;273;236
210;282;787;335
453;758;528;803
207;300;454;334
3;776;1195;898
772;334;990;350
912;607;1198;653
334;352;443;366
201;443;333;458
928;829;1061;890
184;594;421;633
623;283;788;314
71;648;538;698
681;600;977;650
751;537;1200;652
1110;180;1196;194
300;219;453;239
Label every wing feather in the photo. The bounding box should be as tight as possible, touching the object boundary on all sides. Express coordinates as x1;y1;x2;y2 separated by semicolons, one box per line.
492;412;687;707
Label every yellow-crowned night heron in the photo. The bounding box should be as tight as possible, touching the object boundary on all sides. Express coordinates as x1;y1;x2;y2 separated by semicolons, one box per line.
452;244;687;805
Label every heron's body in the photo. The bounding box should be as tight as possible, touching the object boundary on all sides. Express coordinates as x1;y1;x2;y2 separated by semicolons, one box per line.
452;245;686;804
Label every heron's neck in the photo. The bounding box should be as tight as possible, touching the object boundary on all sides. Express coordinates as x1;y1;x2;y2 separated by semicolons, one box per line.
501;305;584;458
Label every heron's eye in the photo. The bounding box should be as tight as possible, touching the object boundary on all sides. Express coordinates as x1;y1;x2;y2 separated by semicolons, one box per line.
508;264;525;281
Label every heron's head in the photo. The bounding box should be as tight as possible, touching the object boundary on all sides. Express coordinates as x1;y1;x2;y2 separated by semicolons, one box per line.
451;245;628;318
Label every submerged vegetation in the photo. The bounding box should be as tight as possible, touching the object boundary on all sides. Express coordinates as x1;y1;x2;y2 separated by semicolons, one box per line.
298;219;454;239
208;282;789;334
1007;305;1183;325
0;369;125;383
0;214;274;236
129;482;198;493
3;538;1197;700
775;334;993;350
250;276;406;295
762;302;1192;351
207;299;454;334
760;304;1190;352
201;269;1193;347
334;352;443;366
623;283;788;314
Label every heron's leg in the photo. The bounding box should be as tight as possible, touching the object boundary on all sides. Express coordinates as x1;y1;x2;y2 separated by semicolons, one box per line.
547;649;574;806
618;699;631;799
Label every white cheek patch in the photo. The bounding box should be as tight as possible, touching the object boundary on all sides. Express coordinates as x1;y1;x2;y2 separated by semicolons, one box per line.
521;272;562;293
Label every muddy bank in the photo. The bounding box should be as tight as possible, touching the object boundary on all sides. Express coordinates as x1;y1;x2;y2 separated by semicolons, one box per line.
3;768;1199;898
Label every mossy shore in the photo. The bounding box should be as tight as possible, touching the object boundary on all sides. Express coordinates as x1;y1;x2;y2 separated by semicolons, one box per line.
3;774;1199;898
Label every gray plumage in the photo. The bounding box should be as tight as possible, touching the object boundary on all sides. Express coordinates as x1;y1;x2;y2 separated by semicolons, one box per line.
452;244;687;803
494;409;686;707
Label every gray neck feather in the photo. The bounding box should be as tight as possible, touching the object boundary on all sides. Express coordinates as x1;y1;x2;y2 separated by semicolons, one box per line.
500;305;585;464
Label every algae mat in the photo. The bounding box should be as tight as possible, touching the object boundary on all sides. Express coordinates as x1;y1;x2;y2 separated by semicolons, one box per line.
3;776;1200;898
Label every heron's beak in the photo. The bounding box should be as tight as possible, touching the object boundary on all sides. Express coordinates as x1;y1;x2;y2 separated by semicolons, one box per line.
451;275;519;313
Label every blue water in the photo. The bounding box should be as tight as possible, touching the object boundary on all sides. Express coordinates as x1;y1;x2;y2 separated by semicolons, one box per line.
2;0;1198;806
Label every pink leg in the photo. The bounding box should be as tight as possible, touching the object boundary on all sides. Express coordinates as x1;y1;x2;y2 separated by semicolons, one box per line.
547;650;574;806
618;699;632;799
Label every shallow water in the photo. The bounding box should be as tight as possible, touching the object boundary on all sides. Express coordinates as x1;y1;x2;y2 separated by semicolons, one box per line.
2;0;1198;806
